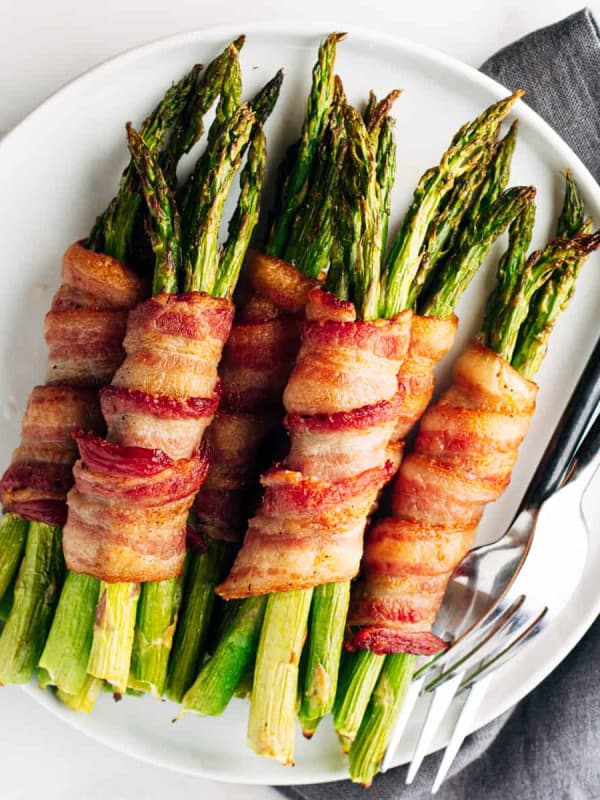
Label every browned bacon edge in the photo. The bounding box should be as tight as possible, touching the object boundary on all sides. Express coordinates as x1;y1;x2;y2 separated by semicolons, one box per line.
0;242;145;526
216;289;413;599
346;342;537;655
193;249;317;544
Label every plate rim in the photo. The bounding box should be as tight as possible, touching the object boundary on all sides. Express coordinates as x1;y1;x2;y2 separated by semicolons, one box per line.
6;19;600;785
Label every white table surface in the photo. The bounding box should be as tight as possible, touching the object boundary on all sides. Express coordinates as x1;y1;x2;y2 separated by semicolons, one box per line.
2;1;599;797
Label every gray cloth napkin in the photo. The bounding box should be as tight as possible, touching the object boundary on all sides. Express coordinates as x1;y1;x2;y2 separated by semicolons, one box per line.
279;9;600;799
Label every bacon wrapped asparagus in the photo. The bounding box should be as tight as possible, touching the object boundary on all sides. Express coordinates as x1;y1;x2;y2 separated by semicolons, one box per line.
0;61;204;686
35;41;266;704
344;172;600;786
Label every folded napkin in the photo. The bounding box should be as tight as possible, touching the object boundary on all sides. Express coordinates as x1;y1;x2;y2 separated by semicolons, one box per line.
279;9;600;799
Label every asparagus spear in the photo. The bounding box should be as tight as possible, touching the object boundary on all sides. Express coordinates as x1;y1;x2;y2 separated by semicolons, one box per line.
407;119;517;310
180;594;266;716
267;33;344;256
182;104;255;293
487;226;600;364
56;674;104;713
298;580;351;735
165;541;231;703
283;91;347;278
129;575;183;697
421;185;536;317
91;65;197;263
248;589;314;765
333;649;386;751
160;37;245;186
213;125;268;298
381;91;523;318
0;522;63;684
347;654;416;785
38;572;100;694
0;514;28;603
512;172;590;376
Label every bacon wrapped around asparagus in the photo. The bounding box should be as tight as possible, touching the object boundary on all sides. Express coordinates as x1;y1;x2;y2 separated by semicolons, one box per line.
343;173;600;786
0;61;205;687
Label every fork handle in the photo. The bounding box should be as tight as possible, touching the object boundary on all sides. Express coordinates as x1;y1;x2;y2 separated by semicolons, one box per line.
522;335;600;509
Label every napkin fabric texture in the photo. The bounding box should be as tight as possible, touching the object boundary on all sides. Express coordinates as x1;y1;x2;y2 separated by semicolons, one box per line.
279;8;600;800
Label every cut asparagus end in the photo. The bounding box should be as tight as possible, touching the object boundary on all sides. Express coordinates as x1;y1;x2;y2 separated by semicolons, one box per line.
166;542;229;703
299;581;350;727
87;581;140;694
181;594;266;717
247;589;313;765
348;653;416;786
57;673;104;713
39;571;100;695
0;522;63;685
0;514;29;602
129;576;182;698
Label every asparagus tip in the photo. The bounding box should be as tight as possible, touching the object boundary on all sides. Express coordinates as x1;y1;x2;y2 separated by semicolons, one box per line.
233;34;246;50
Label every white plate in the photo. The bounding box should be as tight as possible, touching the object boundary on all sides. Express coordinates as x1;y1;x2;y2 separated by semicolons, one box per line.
3;21;600;786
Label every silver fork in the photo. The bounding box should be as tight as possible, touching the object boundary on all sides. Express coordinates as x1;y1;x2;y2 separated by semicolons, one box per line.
380;336;600;787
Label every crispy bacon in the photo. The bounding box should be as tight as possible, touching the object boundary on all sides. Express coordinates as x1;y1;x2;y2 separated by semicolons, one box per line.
64;440;209;583
216;289;412;599
347;342;537;655
63;291;234;582
0;243;144;526
194;253;315;543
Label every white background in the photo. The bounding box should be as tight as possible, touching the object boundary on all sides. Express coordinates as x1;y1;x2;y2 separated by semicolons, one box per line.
2;1;599;798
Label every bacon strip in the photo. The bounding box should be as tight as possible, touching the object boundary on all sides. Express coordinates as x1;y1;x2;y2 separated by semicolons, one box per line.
216;288;412;599
0;242;145;526
347;342;537;655
194;249;317;543
64;292;234;582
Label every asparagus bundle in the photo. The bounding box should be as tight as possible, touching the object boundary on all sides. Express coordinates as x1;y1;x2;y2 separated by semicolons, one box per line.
344;173;599;785
0;57;207;683
188;85;530;767
172;33;346;708
35;41;274;706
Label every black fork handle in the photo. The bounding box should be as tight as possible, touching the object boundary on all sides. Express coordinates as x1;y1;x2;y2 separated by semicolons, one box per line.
522;335;600;509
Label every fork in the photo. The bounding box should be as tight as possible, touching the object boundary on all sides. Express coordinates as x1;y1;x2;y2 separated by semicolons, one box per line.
380;335;600;787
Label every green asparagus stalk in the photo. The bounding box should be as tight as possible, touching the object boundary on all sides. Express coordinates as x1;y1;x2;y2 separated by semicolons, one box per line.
348;654;416;785
421;185;536;317
0;522;63;684
333;649;386;751
381;91;523;318
38;572;100;694
128;575;183;697
408;119;517;310
511;172;590;376
248;589;314;764
267;33;344;255
487;227;600;364
298;581;351;735
165;542;231;703
87;582;140;693
57;674;104;713
180;594;266;716
127;123;182;294
250;69;285;125
92;65;197;263
161;37;245;186
283;93;347;277
213;125;268;298
182;104;255;293
0;514;28;602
